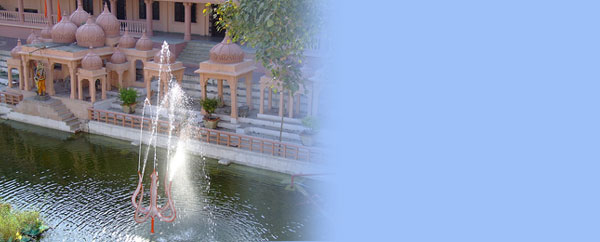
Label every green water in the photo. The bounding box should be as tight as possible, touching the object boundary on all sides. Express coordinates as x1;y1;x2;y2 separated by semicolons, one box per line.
0;120;329;241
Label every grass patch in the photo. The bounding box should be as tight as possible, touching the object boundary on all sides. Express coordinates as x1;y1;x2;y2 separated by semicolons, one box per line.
0;201;48;242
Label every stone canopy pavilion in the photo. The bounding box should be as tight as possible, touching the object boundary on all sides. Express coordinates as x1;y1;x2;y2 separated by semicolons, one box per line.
7;2;167;104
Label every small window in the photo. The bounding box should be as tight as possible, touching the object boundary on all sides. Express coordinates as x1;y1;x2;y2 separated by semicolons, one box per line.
174;3;196;23
82;0;93;14
139;0;159;20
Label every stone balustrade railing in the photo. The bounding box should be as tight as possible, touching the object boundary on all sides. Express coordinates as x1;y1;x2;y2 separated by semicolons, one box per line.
0;11;19;22
87;108;317;161
119;20;146;35
22;12;47;25
0;91;23;105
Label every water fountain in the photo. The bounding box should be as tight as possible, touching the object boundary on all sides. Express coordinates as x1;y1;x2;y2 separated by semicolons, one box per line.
130;41;193;234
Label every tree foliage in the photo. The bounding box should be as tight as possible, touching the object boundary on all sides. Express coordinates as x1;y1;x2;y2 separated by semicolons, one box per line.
206;0;323;94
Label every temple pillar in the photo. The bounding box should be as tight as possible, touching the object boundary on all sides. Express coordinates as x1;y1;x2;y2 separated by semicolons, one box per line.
18;0;24;23
7;68;13;88
230;79;238;119
200;75;207;100
145;0;153;36
47;61;55;96
110;0;117;16
101;77;107;100
259;85;264;114
245;75;252;110
78;78;84;100
21;57;29;91
295;94;300;116
69;63;77;99
48;0;53;22
268;88;272;110
17;65;23;90
288;92;293;118
200;74;207;115
90;80;96;103
183;3;192;41
144;70;151;100
117;71;123;89
218;79;223;102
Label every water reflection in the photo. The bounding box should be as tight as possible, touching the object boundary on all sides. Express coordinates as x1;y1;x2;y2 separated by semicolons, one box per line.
0;120;327;241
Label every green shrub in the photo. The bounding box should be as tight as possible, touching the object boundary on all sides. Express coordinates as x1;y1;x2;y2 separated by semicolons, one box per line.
302;116;319;134
118;88;138;106
200;98;218;119
0;201;48;242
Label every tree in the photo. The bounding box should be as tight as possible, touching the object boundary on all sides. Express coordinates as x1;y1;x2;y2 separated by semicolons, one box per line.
207;0;323;142
206;0;323;94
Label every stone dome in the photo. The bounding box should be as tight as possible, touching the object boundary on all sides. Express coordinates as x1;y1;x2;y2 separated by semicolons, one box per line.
209;34;244;64
153;48;176;64
96;3;120;37
26;31;38;44
70;0;90;27
31;36;42;45
10;39;22;59
41;25;52;39
135;32;153;51
118;29;136;48
81;48;103;70
51;16;77;44
76;17;106;48
110;47;127;64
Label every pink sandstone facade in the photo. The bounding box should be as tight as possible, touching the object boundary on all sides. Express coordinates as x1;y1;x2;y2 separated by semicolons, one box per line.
0;0;225;40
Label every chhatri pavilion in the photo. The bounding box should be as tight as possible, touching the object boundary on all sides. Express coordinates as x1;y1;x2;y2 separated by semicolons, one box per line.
1;0;326;148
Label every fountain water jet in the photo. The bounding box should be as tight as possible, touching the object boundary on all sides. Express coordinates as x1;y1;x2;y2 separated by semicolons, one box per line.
131;41;194;234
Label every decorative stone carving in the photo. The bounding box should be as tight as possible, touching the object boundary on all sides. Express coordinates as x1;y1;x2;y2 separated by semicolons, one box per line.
70;0;90;27
76;17;106;48
209;34;245;64
96;3;120;37
110;47;127;64
154;48;176;64
119;29;136;48
82;48;103;70
26;31;38;44
10;39;22;59
51;16;77;44
135;32;153;51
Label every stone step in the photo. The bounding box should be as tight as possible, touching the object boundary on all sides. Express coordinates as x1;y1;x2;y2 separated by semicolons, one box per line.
58;112;74;120
63;116;77;123
242;125;302;143
65;118;80;127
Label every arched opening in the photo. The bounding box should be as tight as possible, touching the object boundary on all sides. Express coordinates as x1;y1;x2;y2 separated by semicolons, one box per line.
52;63;70;96
7;67;18;88
103;0;127;20
94;79;102;94
135;59;144;83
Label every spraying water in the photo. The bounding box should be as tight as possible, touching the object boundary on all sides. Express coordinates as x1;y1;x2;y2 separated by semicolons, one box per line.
131;41;201;234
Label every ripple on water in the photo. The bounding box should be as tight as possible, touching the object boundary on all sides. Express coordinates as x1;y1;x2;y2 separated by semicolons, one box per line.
0;121;327;241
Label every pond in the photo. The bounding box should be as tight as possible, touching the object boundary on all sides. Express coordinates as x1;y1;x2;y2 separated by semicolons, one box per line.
0;120;329;241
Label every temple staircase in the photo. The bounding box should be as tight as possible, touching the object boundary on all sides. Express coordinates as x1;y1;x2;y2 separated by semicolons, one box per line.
176;40;214;66
11;97;81;132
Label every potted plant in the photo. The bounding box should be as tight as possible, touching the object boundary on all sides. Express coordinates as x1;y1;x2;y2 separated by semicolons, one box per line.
300;116;318;146
201;98;220;129
119;88;138;114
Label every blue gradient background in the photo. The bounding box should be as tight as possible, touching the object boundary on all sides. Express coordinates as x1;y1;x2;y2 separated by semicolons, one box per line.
329;0;600;241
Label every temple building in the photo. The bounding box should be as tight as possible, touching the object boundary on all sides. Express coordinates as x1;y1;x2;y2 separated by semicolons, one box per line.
0;0;326;150
0;0;225;40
